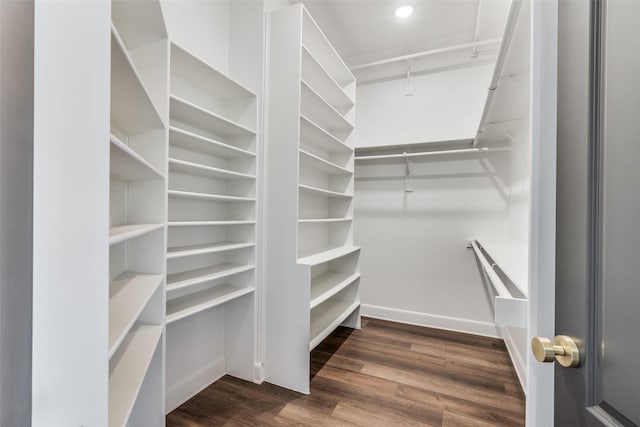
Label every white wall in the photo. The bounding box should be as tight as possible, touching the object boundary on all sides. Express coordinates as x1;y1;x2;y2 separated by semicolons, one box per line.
355;63;494;148
0;1;33;425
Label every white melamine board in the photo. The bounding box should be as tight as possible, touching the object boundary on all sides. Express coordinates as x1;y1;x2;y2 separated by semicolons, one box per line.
299;184;352;199
111;1;167;51
167;242;255;259
300;115;353;154
109;224;164;246
298;245;360;266
299;149;352;175
166;284;254;324
301;81;353;133
169;158;255;180
299;218;353;224
301;45;354;111
168;190;256;203
309;300;360;351
170;96;256;137
167;263;255;292
169;220;256;227
477;238;528;296
310;272;360;309
108;324;162;427
111;27;164;135
110;134;164;181
170;126;255;158
109;272;163;358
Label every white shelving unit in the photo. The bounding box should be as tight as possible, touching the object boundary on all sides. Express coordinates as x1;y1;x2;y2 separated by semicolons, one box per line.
165;41;258;411
265;4;360;394
109;2;168;426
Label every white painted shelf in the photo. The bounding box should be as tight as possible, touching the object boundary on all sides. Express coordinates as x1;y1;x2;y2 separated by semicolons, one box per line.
301;80;353;135
166;284;255;324
166;263;255;292
298;218;353;224
169;158;255;180
110;134;164;181
170;126;256;158
300;115;353;154
298;245;360;266
476;238;528;297
109;324;162;427
110;26;164;136
310;272;360;309
168;220;256;227
109;224;164;246
168;190;256;203
299;149;351;175
301;44;354;112
299;184;352;199
167;242;255;260
109;272;163;358
309;300;360;351
170;95;256;138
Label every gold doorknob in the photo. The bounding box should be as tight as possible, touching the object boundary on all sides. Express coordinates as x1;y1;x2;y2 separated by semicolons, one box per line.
531;335;580;368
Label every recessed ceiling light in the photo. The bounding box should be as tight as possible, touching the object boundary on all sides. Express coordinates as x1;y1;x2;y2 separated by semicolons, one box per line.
395;5;414;18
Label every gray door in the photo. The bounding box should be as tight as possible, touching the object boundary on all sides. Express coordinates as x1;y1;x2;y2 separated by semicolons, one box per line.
555;0;640;425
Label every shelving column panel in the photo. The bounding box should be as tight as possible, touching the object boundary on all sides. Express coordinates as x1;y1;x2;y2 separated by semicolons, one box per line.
109;2;168;426
165;42;258;412
265;4;360;395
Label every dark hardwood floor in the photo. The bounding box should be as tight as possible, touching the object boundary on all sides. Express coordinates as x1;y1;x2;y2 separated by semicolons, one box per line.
167;317;525;426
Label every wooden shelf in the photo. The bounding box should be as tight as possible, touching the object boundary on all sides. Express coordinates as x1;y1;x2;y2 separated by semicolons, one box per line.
298;244;360;266
167;263;255;292
310;272;360;309
301;80;353;135
170;126;255;158
300;115;353;154
166;284;254;324
109;324;162;427
170;95;256;138
111;26;164;136
168;190;256;203
110;134;164;181
109;272;163;358
169;158;255;180
299;149;352;175
168;220;256;227
309;299;359;351
476;238;528;297
167;242;255;260
302;45;354;112
299;184;352;199
109;224;163;246
298;218;353;224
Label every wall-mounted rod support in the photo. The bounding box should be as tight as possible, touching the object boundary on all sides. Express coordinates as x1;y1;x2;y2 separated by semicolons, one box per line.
404;152;414;192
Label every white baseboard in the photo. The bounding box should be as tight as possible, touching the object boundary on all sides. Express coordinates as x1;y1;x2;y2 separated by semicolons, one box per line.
361;304;501;338
165;356;226;414
501;326;527;393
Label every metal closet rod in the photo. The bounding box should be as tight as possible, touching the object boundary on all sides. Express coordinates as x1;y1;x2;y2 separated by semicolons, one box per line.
350;38;502;71
354;146;510;161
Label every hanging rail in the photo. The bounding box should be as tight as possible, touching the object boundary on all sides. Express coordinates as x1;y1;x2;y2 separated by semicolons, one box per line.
354;146;510;161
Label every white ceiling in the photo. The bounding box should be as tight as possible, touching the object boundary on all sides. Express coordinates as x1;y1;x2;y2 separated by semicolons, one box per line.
297;0;511;67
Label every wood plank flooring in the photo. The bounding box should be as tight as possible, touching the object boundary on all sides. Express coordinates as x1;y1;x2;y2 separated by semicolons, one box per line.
167;317;525;426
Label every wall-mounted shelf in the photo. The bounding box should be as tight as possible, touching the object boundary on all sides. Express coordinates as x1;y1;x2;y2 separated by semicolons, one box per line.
167;263;255;292
299;218;353;224
166;285;255;324
168;190;256;203
170;95;256;138
301;80;354;135
169;158;256;180
110;134;164;181
167;242;255;259
169;220;256;227
169;126;256;158
299;184;352;199
300;149;352;174
300;115;353;155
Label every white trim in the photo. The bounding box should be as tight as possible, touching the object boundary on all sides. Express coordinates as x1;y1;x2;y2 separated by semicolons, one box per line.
501;326;527;392
361;304;501;338
165;356;226;414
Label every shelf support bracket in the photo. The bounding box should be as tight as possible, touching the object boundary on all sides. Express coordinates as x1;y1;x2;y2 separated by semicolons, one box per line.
404;58;414;96
404;152;414;192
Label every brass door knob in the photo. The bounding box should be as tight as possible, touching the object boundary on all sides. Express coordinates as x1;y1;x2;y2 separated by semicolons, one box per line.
531;335;580;368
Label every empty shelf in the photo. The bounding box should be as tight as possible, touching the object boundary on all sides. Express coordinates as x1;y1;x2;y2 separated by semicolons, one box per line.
299;149;352;175
110;134;164;181
309;299;360;351
109;224;163;246
167;263;255;292
301;80;353;135
170;126;255;158
109;272;163;358
166;284;255;324
300;115;353;154
310;272;360;309
109;324;162;427
299;184;352;199
168;220;256;227
167;242;255;260
169;158;255;180
168;190;256;203
299;218;353;224
298;245;360;266
170;95;256;138
302;45;354;113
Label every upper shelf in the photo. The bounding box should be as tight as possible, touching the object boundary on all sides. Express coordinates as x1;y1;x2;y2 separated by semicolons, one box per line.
301;45;354;114
110;134;164;181
299;149;352;175
169;158;255;181
169;126;256;158
111;0;167;51
298;244;360;266
300;115;353;155
301;81;353;137
170;95;256;138
109;224;164;246
475;237;528;297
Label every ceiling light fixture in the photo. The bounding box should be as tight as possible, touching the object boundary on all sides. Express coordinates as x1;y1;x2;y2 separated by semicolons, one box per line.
395;5;414;18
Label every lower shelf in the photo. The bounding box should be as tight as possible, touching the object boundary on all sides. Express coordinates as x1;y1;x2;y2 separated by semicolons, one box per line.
309;299;360;351
109;324;162;427
310;272;360;309
166;284;255;324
